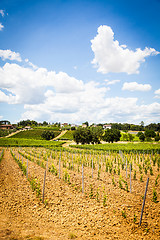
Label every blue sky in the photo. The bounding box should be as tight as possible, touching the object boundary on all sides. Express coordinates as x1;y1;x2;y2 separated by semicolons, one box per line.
0;0;160;125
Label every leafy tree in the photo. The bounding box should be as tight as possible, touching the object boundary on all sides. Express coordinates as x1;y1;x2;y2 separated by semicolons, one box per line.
41;130;55;140
102;129;121;143
138;132;145;142
43;121;48;126
90;126;103;144
73;127;92;144
144;129;156;138
128;133;134;142
155;132;160;141
73;126;104;144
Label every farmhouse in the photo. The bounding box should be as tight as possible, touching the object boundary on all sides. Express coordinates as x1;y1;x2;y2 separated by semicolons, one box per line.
0;124;14;130
103;124;112;130
0;120;14;130
61;123;68;128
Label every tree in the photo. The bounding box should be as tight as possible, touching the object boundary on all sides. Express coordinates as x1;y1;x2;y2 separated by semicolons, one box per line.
73;126;104;144
73;127;92;144
155;132;160;142
102;129;121;143
128;133;134;142
90;126;103;144
144;129;156;138
41;131;55;140
43;121;48;126
137;132;145;142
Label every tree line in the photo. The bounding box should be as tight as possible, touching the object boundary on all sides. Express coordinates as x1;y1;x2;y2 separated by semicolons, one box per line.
73;127;121;144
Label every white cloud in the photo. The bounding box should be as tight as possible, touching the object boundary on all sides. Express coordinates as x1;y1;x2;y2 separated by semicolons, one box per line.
154;88;160;98
0;10;5;17
122;82;152;91
0;23;4;31
91;25;160;74
0;49;22;62
0;58;159;125
105;79;120;85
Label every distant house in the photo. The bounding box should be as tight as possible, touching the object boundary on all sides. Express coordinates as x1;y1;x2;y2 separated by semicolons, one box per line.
24;126;32;130
61;123;68;128
82;124;87;128
0;124;14;130
103;124;112;130
71;124;79;128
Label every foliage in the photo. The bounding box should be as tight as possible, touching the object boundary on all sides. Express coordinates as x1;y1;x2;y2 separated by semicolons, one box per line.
73;126;104;144
144;129;156;138
152;188;158;203
120;132;136;142
137;132;145;142
0;137;64;147
71;142;160;153
0;149;4;163
9;129;60;140
73;127;92;144
90;126;103;144
0;128;17;137
155;132;160;142
102;129;121;143
59;130;74;140
41;130;55;140
17;119;38;127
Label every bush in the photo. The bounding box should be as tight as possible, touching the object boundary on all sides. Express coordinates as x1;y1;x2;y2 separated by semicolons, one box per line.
41;130;55;140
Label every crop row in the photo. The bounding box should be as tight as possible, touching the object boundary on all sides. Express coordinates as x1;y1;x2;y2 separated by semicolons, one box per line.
9;146;160;230
11;147;160;203
71;142;160;153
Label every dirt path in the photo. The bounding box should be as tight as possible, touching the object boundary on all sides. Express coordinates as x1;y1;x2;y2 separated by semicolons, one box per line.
52;130;68;141
0;149;159;239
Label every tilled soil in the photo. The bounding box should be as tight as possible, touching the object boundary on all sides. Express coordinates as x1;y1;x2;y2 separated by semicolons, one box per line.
0;149;159;240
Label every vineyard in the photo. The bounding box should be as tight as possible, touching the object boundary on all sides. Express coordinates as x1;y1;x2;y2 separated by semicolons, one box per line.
0;145;159;239
9;129;61;140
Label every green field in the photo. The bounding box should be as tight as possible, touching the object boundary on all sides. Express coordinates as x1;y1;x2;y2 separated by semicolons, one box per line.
59;130;74;140
9;129;61;140
71;142;160;153
0;137;64;147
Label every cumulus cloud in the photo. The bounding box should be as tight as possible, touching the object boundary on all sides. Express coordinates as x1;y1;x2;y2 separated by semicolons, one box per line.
0;23;4;31
105;79;120;85
91;25;160;74
154;88;160;98
122;82;152;91
0;57;159;125
0;62;88;105
0;49;22;62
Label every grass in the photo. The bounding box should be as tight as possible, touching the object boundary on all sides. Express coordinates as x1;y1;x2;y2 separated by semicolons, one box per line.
59;130;75;140
70;142;160;153
9;129;61;140
0;137;64;147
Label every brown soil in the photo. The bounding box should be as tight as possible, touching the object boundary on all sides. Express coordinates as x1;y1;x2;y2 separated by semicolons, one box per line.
0;148;160;240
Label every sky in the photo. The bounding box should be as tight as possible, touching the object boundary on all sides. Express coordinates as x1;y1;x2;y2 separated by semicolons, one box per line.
0;0;160;125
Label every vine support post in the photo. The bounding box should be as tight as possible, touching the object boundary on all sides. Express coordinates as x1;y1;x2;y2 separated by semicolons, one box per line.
130;163;132;193
82;162;84;193
139;177;149;226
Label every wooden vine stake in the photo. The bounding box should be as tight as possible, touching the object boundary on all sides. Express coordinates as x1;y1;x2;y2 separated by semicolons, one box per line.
26;159;28;178
82;162;84;193
42;169;46;203
59;151;61;179
126;158;127;178
92;158;93;178
130;163;132;193
139;177;149;226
